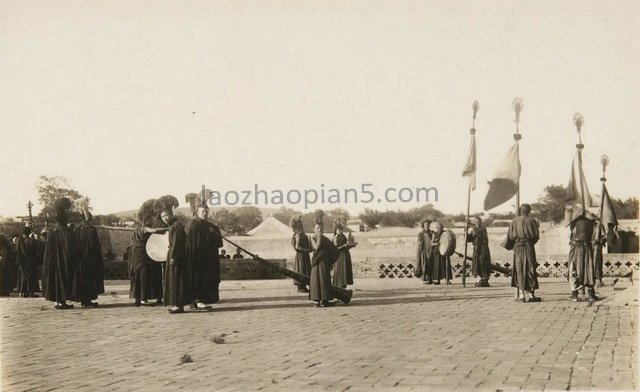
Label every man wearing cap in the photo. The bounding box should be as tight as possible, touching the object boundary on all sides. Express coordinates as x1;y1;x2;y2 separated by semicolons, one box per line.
186;203;223;309
567;212;599;302
505;204;541;303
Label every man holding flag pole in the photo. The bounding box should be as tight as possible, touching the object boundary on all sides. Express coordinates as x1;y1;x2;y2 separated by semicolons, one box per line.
564;113;600;302
485;98;541;302
594;154;618;288
461;100;479;289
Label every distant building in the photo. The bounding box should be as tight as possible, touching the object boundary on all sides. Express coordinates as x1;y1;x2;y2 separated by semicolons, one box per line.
347;219;368;232
246;215;293;237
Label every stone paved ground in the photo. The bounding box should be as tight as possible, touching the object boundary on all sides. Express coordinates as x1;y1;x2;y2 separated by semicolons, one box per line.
1;277;637;392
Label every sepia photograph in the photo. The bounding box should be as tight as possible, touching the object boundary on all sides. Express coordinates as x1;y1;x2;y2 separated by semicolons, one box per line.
0;1;638;391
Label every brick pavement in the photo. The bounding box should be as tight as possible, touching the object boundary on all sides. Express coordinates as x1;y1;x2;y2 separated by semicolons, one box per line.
1;278;637;391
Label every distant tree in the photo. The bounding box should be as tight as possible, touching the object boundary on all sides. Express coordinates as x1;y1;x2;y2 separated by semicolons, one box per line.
328;208;350;221
36;176;85;222
612;197;639;219
532;184;567;223
93;214;119;226
211;208;241;234
235;206;263;232
359;208;382;229
273;207;301;227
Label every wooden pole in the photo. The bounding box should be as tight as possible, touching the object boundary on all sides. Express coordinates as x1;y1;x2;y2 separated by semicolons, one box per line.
596;155;608;286
462;185;471;288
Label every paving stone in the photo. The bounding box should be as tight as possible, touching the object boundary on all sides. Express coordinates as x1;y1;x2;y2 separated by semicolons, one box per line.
0;278;636;391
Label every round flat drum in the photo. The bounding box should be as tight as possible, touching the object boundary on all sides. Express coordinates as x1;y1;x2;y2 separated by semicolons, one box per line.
146;233;169;262
438;230;457;257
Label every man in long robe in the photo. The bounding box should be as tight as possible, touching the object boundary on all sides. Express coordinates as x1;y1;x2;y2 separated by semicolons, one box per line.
0;229;17;296
161;209;189;313
568;214;598;302
16;227;41;297
42;198;77;309
505;204;540;302
467;217;492;287
74;209;105;307
310;222;340;307
414;219;433;284
186;206;223;308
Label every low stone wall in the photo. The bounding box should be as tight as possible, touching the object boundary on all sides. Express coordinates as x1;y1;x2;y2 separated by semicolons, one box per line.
359;252;640;279
103;259;287;280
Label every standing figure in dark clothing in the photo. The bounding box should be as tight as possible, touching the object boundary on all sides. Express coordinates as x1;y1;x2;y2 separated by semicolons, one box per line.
73;197;104;307
567;213;598;302
186;203;223;309
467;217;492;287
16;226;41;297
290;215;311;293
161;208;189;314
42;198;77;309
332;221;355;289
0;228;17;296
129;199;166;307
504;204;540;303
309;210;340;307
414;219;433;284
430;223;452;285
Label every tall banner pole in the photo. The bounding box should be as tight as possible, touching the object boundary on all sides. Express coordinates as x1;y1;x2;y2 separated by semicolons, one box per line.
512;98;523;300
462;101;479;288
512;97;523;216
573;113;586;209
596;154;608;286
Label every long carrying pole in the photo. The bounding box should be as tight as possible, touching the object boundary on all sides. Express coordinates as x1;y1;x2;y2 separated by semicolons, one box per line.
221;234;353;304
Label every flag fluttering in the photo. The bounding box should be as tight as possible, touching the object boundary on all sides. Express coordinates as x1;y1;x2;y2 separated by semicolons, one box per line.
461;132;477;190
600;183;618;234
564;150;594;223
483;142;520;211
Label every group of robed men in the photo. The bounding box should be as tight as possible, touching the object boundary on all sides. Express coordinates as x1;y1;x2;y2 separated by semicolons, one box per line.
0;226;45;298
129;198;223;314
1;197;608;309
2;197;106;309
414;203;606;303
290;213;356;307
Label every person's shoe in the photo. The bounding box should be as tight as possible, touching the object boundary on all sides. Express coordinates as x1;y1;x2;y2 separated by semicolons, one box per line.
140;300;154;306
58;303;73;310
189;302;197;310
196;302;212;311
155;299;163;306
434;281;441;285
321;301;336;307
570;291;579;302
168;307;184;314
313;301;321;308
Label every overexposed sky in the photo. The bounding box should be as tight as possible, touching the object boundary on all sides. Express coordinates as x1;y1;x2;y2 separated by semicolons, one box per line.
1;1;638;217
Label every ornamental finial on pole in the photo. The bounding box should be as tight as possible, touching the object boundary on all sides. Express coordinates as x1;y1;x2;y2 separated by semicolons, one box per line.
600;154;609;181
573;112;584;149
512;97;523;140
471;100;479;133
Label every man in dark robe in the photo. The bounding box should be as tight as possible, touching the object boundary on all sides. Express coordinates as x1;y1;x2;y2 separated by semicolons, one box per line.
42;198;77;309
414;219;433;284
161;209;189;313
568;214;598;302
290;216;311;293
505;204;540;302
310;221;340;307
467;217;492;287
186;205;223;309
16;226;41;297
0;228;17;296
73;201;105;307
